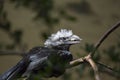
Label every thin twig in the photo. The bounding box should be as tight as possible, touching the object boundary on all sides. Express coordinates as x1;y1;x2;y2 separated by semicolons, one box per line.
0;50;25;56
82;21;120;80
85;55;100;80
68;59;120;78
68;21;120;78
67;57;85;68
96;62;120;78
90;21;120;57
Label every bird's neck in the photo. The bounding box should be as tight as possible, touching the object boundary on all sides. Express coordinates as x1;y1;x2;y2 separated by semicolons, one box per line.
52;44;71;51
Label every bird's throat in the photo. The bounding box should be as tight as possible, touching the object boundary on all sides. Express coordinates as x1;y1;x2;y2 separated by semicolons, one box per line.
52;44;71;51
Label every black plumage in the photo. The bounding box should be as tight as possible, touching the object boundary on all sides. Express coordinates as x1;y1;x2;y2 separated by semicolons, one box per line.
0;46;73;80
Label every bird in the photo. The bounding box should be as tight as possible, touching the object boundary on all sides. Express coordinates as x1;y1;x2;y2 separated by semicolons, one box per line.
0;29;82;80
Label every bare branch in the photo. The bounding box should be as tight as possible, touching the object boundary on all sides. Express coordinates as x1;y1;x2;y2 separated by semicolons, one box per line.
67;57;85;68
96;62;120;78
90;21;120;57
0;50;25;56
68;21;120;79
85;55;100;80
67;58;120;78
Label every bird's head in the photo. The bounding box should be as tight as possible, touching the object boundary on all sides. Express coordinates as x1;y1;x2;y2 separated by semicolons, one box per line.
44;29;82;47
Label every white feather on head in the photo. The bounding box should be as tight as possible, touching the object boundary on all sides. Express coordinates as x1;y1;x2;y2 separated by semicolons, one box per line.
51;29;73;41
44;29;73;46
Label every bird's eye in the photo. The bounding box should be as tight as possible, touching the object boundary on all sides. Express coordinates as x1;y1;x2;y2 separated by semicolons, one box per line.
59;37;66;41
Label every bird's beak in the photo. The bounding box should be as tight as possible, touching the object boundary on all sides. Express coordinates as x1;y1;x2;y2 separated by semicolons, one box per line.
65;35;82;44
70;35;82;43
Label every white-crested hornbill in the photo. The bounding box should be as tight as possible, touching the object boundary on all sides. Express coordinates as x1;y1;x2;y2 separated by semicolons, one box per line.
0;29;82;80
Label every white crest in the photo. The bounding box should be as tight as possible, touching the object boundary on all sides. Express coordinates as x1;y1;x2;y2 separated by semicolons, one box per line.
51;29;73;40
44;29;73;46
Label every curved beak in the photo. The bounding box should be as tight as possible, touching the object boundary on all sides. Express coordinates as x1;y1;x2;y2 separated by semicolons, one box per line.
65;35;82;44
71;35;82;43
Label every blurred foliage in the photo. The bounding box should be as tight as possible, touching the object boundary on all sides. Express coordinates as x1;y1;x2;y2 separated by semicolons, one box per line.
102;41;120;78
75;64;86;77
0;2;23;50
9;0;77;41
41;31;51;40
68;0;94;15
11;30;23;44
10;0;76;27
0;43;4;49
103;41;120;62
61;72;72;80
6;44;15;50
59;9;77;21
82;43;95;53
0;0;4;14
0;12;11;32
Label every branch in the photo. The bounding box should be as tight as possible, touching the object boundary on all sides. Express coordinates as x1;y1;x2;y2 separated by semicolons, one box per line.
0;50;25;56
68;21;120;79
90;21;120;56
67;57;85;68
96;62;120;78
85;55;100;80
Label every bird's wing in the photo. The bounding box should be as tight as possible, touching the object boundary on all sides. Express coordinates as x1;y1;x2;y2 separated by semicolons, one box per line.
22;47;54;77
0;56;30;80
0;46;47;80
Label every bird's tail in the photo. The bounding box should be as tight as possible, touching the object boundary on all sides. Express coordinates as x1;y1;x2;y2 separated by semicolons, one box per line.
0;59;29;80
